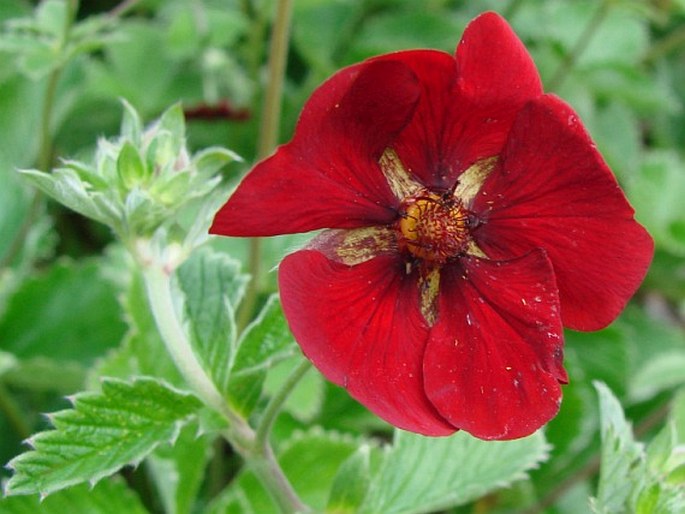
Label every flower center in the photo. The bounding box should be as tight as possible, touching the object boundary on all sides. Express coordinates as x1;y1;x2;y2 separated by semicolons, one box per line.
397;192;471;263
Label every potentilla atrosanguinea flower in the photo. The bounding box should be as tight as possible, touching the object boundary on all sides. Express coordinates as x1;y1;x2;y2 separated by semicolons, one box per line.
210;12;654;440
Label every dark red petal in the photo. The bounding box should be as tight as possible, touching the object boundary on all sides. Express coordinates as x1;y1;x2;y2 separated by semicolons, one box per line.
391;12;542;189
472;95;654;331
279;250;455;436
424;251;566;441
210;60;421;237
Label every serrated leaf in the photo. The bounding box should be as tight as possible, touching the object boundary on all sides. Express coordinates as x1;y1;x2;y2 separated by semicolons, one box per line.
176;248;248;397
228;428;362;513
0;477;149;514
590;381;645;514
326;445;371;514
4;377;202;497
17;167;116;227
0;258;126;365
147;422;212;514
227;295;298;416
360;429;549;514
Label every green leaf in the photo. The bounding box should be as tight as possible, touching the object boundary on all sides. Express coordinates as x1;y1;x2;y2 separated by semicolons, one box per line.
227;295;298;416
591;383;685;513
631;352;685;403
590;382;645;513
91;269;181;387
360;429;549;514
0;350;18;377
3;357;85;394
545;2;648;67
0;477;150;513
155;103;186;153
117;140;147;189
348;10;462;61
17;167;117;227
4;377;202;497
146;423;212;514
326;445;371;514
619;306;685;403
263;357;323;422
35;0;71;40
0;258;126;365
228;428;362;513
647;423;677;475
193;146;242;180
206;489;255;514
176;248;248;396
628;150;685;256
120;99;143;145
566;326;629;398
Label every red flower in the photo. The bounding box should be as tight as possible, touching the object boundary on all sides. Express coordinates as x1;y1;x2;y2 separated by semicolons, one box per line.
210;12;653;439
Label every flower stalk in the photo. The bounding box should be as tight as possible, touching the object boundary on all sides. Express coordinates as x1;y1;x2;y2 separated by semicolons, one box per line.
238;0;294;332
140;255;309;513
256;358;312;448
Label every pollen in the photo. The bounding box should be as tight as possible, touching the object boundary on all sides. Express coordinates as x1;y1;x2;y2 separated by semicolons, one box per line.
398;192;471;263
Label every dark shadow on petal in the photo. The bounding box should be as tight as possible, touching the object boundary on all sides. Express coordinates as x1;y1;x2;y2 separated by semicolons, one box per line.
279;250;455;436
472;94;654;330
211;60;421;237
424;250;565;440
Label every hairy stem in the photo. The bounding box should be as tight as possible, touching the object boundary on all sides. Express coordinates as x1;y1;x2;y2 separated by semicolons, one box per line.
244;441;311;514
256;359;312;447
141;261;308;513
238;0;294;332
142;265;251;435
643;24;685;65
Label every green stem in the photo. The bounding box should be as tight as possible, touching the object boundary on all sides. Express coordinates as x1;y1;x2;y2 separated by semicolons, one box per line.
0;381;32;441
108;0;142;18
256;0;293;159
2;1;79;269
37;68;62;172
547;0;611;92
0;191;41;269
246;442;311;514
256;359;312;447
238;0;294;332
141;261;308;513
141;265;251;439
642;24;685;65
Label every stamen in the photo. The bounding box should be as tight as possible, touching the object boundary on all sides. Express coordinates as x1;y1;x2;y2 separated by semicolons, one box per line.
397;192;471;263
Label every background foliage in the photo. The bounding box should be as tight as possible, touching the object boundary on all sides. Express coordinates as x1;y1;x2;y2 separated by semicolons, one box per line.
0;0;684;513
